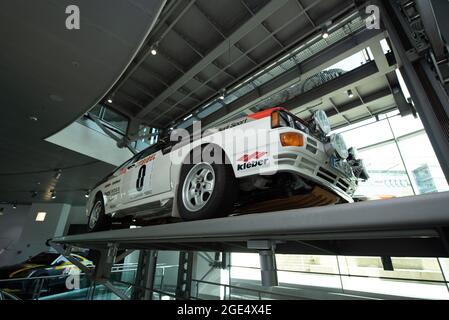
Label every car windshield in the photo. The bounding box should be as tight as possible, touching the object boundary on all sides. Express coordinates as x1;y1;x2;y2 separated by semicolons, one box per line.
24;252;59;265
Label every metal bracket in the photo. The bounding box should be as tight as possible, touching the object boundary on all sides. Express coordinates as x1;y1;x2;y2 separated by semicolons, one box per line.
49;242;93;276
247;240;279;287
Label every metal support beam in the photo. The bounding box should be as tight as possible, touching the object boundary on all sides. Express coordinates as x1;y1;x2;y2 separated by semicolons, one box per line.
201;28;385;127
49;243;93;276
176;252;194;300
324;86;393;118
157;1;358;128
136;0;291;119
379;0;449;182
51;192;449;258
248;240;279;287
281;61;379;110
132;250;158;300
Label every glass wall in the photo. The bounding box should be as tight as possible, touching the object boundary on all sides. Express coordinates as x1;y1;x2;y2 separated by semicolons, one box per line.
229;253;449;300
334;111;449;199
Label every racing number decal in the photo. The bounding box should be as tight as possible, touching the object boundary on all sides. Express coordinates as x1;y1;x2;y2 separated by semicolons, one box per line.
136;165;146;191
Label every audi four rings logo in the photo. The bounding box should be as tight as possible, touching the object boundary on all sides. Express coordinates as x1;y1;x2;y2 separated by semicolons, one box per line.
237;152;269;171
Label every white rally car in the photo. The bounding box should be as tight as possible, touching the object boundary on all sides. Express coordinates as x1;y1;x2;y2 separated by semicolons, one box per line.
86;107;368;231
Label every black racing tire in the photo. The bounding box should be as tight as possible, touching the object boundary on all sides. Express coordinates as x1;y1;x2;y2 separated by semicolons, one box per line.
87;195;111;232
177;146;238;221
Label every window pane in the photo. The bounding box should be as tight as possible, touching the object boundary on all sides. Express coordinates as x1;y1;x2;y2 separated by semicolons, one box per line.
340;120;393;149
89;105;102;117
276;254;339;274
102;108;128;133
397;132;449;194
341;256;444;282
356;142;414;198
388;114;424;137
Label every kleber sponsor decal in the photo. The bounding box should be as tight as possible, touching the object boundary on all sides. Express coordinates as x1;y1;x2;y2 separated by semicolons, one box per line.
237;151;269;171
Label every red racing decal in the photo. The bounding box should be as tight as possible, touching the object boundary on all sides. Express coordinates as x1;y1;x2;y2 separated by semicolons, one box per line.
238;151;267;162
247;107;285;120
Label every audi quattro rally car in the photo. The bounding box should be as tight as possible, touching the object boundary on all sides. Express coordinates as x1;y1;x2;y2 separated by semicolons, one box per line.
86;107;368;231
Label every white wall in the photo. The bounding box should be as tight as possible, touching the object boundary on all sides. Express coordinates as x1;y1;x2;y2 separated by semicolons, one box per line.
0;203;72;266
0;205;30;265
63;205;88;235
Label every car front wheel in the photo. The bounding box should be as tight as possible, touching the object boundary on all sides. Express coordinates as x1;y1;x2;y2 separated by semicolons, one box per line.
177;161;237;221
88;196;111;232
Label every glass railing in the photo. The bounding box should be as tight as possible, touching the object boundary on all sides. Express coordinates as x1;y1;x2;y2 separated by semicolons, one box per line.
0;263;139;301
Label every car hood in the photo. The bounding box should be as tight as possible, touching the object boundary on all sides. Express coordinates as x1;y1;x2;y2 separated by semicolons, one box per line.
0;264;46;279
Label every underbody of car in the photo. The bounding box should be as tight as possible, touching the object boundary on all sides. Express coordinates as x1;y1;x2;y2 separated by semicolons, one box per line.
86;107;369;231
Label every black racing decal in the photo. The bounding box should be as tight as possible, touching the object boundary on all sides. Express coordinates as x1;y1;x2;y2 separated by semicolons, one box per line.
237;159;269;171
218;118;248;131
136;165;146;191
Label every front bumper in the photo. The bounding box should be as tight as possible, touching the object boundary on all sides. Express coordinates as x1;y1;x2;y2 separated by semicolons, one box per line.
253;134;358;203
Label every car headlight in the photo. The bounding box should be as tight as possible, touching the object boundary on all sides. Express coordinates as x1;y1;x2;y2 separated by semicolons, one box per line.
313;110;331;135
329;134;349;159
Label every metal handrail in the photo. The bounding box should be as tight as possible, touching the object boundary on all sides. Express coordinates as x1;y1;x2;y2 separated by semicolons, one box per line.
0;263;138;283
0;290;21;300
230;264;449;285
191;278;310;300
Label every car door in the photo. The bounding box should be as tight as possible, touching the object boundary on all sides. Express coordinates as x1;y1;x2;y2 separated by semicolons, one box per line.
121;147;172;206
103;157;134;212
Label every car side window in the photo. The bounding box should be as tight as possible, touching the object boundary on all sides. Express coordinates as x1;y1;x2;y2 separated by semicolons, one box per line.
112;158;134;177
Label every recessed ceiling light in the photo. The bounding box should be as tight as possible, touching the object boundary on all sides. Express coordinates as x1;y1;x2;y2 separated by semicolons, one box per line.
54;169;62;180
29;116;38;121
107;98;113;104
150;43;158;56
36;212;47;222
49;94;64;102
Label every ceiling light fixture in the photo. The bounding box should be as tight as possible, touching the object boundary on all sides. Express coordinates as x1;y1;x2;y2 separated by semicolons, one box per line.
29;116;38;121
347;89;354;98
12;203;17;209
51;190;56;200
107;98;113;104
150;42;159;56
31;191;38;199
321;26;329;39
219;88;226;100
54;169;62;180
85;190;90;199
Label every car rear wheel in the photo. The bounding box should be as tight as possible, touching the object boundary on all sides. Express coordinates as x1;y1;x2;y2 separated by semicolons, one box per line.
177;156;237;221
88;196;111;232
